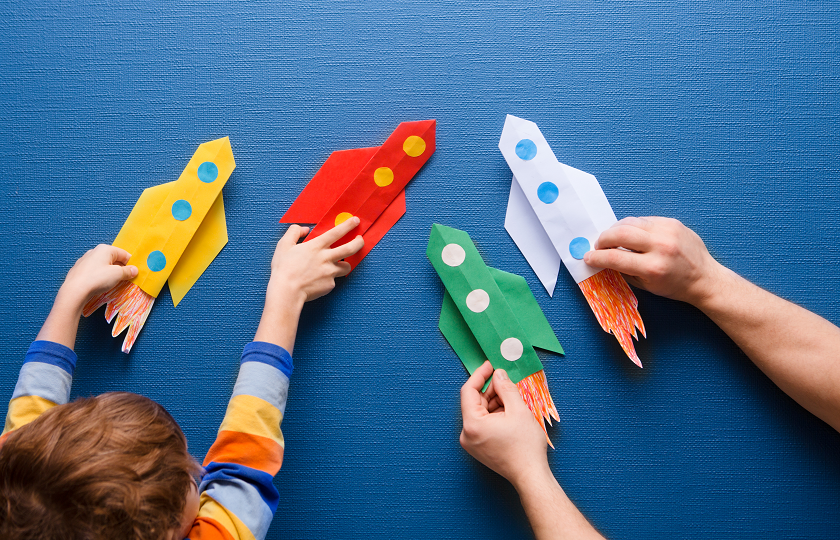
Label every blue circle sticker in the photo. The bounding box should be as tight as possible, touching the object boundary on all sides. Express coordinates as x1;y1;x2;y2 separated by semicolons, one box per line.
171;199;192;221
197;162;219;183
147;250;167;272
569;237;590;260
515;139;537;160
537;181;559;204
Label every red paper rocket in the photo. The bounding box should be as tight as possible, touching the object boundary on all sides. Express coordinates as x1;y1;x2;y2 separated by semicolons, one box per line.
281;120;436;269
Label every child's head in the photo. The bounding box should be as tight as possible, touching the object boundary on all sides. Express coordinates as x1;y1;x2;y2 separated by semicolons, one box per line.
0;392;202;540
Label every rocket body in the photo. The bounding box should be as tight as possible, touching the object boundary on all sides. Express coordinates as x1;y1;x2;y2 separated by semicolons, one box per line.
499;114;617;293
281;120;435;270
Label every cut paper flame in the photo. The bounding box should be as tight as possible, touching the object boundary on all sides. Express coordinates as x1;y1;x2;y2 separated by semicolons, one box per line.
82;282;155;353
578;268;646;367
516;370;560;448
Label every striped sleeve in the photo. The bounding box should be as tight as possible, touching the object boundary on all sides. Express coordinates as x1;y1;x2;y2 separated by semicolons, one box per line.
188;341;292;540
1;341;77;445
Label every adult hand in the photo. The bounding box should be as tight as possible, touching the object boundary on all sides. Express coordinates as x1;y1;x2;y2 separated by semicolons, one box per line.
59;244;138;308
267;217;365;305
459;361;551;489
583;216;723;306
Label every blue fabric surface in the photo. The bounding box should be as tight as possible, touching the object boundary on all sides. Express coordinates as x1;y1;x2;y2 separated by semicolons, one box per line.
1;1;838;538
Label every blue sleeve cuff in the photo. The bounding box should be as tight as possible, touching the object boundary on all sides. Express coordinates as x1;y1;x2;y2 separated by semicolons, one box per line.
25;341;78;376
242;341;293;378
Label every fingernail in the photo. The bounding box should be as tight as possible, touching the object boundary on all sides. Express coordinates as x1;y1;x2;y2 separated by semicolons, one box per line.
494;369;508;381
353;217;360;225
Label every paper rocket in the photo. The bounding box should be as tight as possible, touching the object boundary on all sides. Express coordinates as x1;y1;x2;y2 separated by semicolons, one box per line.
427;223;564;446
281;120;435;269
498;115;646;367
83;137;235;353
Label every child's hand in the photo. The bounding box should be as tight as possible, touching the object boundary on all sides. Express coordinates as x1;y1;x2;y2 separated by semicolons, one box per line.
267;217;365;305
255;218;364;352
58;245;138;309
36;245;138;349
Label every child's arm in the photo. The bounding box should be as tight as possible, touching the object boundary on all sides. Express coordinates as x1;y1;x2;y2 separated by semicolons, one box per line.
1;245;137;444
189;218;363;540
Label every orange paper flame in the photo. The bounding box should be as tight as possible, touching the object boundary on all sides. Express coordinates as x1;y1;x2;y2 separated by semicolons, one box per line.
516;369;559;448
578;268;646;367
82;282;155;353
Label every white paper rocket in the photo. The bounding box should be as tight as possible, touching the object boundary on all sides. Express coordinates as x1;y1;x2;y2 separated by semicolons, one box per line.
499;114;646;366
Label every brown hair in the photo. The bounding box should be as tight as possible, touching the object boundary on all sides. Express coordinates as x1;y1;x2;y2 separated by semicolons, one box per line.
0;392;202;540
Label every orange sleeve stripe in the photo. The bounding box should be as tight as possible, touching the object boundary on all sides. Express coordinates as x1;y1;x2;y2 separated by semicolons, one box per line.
188;516;237;540
203;430;284;475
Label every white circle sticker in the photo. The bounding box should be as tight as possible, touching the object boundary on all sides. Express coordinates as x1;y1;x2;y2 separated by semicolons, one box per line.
500;337;523;361
465;289;490;313
441;243;466;267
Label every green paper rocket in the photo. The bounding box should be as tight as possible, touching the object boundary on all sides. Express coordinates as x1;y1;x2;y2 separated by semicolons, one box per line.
427;223;563;443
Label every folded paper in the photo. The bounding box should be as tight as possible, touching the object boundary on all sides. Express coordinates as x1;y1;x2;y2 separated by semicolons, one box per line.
281;120;436;269
427;223;563;446
83;137;235;352
499;115;646;366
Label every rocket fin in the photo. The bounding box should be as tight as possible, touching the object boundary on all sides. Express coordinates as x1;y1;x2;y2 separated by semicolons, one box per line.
281;147;379;223
344;189;406;271
168;192;228;307
504;175;561;296
438;290;491;392
112;182;175;256
488;266;564;356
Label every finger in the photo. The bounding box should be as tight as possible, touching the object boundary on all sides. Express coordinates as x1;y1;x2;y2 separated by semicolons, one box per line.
279;224;308;249
460;361;494;415
613;216;657;231
478;390;490;410
329;235;365;261
595;224;653;252
105;245;132;265
482;378;498;404
316;216;360;247
584;248;647;277
486;395;502;413
103;264;138;288
333;261;352;278
490;369;526;410
120;265;139;281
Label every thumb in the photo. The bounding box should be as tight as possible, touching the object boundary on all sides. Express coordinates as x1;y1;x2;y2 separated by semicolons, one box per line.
491;369;523;408
118;265;139;281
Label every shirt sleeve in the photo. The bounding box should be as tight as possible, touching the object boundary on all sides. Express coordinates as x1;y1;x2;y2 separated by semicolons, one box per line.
188;341;292;540
0;340;77;445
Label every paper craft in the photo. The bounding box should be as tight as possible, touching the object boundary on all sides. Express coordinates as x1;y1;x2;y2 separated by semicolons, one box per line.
427;223;564;446
499;115;646;367
281;120;435;269
82;137;235;353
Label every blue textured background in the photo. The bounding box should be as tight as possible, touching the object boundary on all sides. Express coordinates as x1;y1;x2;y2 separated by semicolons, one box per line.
1;1;839;538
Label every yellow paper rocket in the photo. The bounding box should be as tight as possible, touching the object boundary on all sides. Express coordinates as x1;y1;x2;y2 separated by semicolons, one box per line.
83;137;235;352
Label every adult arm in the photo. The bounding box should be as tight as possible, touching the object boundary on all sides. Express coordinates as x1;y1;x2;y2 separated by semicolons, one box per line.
1;245;137;444
189;219;363;540
460;361;606;540
585;217;840;432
